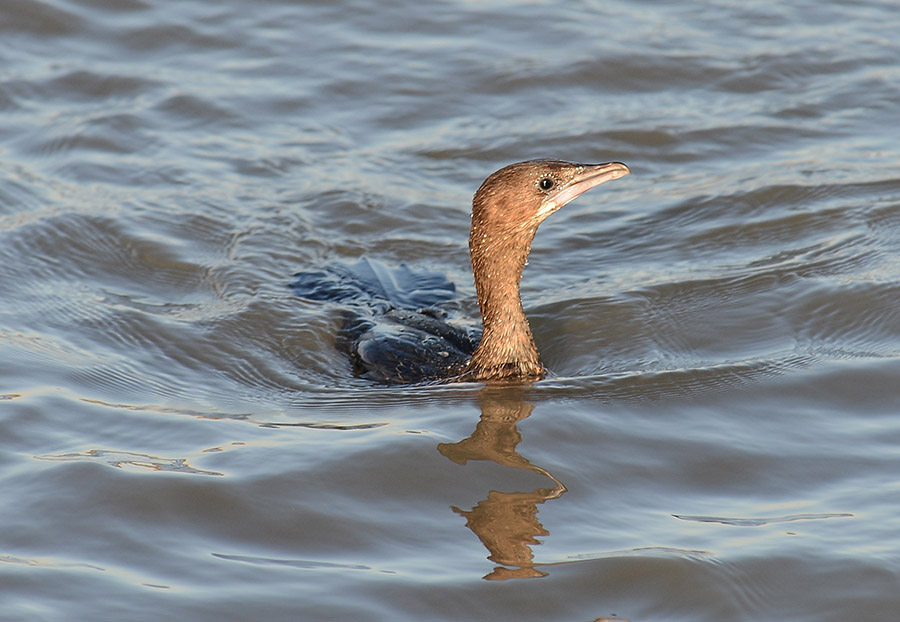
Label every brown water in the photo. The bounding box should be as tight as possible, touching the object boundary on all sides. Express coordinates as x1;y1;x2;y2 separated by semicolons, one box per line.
2;0;900;620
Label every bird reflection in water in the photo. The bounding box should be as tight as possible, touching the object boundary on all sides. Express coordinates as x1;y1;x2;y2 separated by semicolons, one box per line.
438;385;566;580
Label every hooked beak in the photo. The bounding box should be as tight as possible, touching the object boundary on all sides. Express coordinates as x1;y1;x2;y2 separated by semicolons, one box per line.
538;161;630;220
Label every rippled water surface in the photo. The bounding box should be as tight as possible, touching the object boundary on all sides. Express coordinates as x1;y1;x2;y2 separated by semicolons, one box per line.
3;0;900;620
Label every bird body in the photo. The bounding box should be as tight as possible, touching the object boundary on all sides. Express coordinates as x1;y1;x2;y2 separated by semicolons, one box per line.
293;159;630;384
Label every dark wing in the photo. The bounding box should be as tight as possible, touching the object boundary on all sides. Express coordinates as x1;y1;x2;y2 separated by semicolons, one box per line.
291;258;480;384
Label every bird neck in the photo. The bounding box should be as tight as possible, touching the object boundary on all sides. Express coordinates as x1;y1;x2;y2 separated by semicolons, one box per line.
465;225;544;381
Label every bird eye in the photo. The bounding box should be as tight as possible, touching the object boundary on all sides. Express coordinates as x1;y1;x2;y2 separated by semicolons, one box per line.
539;178;554;191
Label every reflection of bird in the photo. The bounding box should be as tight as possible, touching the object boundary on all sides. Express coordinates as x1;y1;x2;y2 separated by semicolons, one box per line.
438;396;534;470
438;386;567;488
452;490;552;580
293;160;629;383
440;386;567;580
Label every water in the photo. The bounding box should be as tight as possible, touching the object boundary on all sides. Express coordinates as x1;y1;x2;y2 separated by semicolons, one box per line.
2;0;900;619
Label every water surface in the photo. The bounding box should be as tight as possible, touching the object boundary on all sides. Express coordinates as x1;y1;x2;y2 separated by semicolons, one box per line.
2;0;900;620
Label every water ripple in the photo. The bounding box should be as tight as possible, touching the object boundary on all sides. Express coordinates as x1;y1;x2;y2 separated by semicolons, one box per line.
212;553;396;574
674;513;854;527
35;449;223;476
